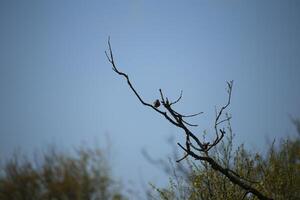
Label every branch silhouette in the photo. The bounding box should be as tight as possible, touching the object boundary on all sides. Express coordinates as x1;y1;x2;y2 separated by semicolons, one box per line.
106;38;273;200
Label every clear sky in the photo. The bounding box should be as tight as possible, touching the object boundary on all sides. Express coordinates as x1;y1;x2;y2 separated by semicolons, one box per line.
1;0;300;196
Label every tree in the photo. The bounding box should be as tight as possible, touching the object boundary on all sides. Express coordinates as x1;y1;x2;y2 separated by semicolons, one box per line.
0;146;126;200
149;121;300;200
106;38;273;200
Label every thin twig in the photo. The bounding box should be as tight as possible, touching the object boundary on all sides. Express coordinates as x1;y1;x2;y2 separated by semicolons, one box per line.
170;90;183;106
176;153;189;163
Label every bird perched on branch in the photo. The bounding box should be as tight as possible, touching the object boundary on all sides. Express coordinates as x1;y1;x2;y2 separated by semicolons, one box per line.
153;99;160;108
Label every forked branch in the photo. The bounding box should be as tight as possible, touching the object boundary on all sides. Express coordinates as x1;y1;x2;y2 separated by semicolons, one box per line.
106;38;273;200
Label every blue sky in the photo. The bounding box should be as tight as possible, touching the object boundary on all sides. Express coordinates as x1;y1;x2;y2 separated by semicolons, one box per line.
1;0;300;196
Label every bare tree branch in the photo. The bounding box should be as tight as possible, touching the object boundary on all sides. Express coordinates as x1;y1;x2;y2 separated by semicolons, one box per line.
170;90;183;106
106;38;273;200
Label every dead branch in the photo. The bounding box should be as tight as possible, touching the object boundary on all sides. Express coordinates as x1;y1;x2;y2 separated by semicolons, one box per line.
105;38;273;200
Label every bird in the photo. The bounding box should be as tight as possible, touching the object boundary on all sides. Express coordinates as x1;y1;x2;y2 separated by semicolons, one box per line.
153;99;160;108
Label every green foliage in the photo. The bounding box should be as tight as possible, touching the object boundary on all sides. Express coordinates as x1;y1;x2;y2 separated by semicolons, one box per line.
151;123;300;200
0;147;126;200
